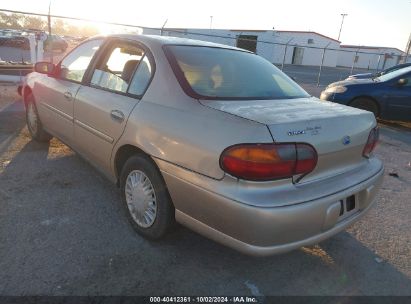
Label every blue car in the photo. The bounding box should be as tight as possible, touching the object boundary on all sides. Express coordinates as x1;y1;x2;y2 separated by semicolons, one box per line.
347;63;411;80
320;66;411;122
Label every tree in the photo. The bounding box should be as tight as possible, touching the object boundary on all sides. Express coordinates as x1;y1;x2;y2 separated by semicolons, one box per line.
22;16;46;31
80;25;99;37
0;13;23;29
52;19;67;35
0;13;99;38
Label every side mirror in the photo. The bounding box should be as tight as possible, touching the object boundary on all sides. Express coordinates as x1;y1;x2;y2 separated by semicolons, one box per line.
34;62;56;76
397;78;408;86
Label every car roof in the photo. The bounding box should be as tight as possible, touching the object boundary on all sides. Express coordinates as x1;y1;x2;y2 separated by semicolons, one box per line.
399;66;411;74
95;34;250;53
396;63;411;68
391;66;411;74
377;66;411;81
385;62;411;70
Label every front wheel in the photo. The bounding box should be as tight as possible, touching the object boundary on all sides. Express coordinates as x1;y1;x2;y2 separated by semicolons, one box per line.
26;95;52;142
350;98;379;118
120;155;175;239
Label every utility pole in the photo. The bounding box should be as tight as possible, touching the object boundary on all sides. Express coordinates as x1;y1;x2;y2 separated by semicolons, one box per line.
337;13;348;41
405;32;411;63
48;0;53;63
281;38;293;71
160;19;168;36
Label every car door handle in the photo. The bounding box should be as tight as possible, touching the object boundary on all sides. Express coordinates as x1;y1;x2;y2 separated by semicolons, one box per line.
63;91;72;100
110;110;125;122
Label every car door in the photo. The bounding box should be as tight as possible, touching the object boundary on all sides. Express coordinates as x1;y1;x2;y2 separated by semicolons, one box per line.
384;72;411;121
35;38;103;143
73;39;154;174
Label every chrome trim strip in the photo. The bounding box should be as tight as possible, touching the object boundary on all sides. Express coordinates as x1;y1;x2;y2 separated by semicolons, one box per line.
40;102;73;122
74;119;114;144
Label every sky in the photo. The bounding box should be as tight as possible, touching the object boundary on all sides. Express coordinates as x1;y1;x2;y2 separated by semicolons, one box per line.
1;0;411;51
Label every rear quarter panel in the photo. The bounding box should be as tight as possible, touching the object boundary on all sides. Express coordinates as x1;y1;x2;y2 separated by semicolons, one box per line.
113;96;273;180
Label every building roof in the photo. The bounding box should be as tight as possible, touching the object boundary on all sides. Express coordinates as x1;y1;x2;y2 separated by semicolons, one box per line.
275;30;341;43
162;28;341;42
340;44;405;54
158;28;403;53
228;29;269;33
106;34;246;51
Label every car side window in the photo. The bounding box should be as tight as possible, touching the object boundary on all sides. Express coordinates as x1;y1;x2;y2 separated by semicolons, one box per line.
128;55;153;96
60;39;103;82
90;43;144;94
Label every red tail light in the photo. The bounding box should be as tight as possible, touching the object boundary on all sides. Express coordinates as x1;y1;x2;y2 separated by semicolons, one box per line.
363;127;379;158
220;143;318;181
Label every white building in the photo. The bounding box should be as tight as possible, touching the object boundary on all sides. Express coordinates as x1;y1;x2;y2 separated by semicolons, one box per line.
143;27;406;69
337;45;406;70
269;30;341;67
143;28;341;67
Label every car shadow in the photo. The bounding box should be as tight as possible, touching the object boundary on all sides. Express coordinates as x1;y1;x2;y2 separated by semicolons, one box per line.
146;224;411;296
0;126;409;296
379;120;411;147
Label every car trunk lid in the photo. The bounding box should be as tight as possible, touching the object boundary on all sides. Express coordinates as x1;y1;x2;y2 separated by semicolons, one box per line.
201;97;376;183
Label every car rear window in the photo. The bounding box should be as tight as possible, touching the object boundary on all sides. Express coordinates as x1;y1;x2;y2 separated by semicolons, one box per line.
165;45;309;100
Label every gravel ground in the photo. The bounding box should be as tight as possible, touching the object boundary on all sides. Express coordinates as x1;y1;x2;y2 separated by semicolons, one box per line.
0;84;410;296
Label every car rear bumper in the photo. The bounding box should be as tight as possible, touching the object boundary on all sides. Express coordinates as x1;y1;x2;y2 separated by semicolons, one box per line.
156;158;384;256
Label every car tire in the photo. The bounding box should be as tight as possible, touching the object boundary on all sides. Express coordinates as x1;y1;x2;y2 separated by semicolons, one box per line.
120;154;175;239
350;98;379;118
25;95;52;142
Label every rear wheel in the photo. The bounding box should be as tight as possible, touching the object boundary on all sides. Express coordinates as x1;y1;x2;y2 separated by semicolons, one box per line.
120;154;175;239
26;95;52;142
350;98;379;118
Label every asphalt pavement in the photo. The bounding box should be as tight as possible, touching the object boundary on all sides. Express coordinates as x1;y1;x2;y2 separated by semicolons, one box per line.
0;81;410;296
280;64;372;86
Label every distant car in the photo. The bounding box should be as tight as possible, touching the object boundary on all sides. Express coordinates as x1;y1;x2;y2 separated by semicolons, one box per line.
321;66;411;121
0;36;30;50
44;35;68;52
21;34;383;256
347;63;411;80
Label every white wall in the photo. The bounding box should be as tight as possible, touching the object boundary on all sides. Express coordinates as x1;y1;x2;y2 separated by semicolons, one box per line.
337;47;404;70
143;28;405;70
142;28;340;67
273;32;340;67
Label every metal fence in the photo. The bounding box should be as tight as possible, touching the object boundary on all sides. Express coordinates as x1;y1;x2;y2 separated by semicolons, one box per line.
158;28;407;85
0;8;409;86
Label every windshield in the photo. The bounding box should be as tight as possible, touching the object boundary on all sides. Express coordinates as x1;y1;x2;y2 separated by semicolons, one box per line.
376;66;411;82
165;45;309;100
382;63;411;75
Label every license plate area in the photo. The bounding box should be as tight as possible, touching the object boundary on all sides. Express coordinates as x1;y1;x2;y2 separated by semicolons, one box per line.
338;195;359;221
